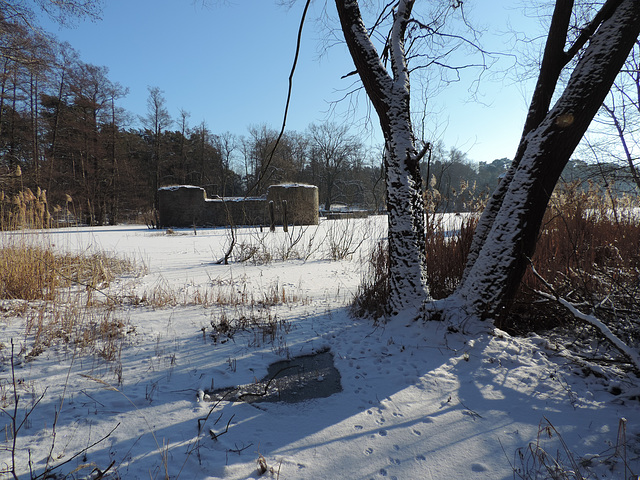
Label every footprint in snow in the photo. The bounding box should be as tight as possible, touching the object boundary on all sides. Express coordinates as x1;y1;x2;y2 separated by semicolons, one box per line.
364;447;374;455
471;463;488;472
416;454;427;461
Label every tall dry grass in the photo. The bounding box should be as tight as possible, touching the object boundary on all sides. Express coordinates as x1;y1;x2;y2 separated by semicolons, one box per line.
524;182;640;296
425;214;479;299
0;244;59;301
0;186;53;231
1;230;308;363
353;180;640;333
508;182;640;333
0;241;136;303
0;236;139;365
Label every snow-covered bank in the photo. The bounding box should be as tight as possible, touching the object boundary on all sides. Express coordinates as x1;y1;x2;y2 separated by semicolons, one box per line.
1;222;638;479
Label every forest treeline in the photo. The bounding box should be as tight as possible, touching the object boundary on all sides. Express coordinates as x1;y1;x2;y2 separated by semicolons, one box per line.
0;8;478;226
1;6;638;227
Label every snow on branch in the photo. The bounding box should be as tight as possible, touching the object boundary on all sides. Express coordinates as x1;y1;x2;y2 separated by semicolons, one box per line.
530;265;640;372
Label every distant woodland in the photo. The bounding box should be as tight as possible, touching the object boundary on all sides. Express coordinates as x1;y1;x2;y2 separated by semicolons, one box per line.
1;3;638;227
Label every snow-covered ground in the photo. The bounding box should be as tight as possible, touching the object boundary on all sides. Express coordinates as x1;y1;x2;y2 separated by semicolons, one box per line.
1;218;639;480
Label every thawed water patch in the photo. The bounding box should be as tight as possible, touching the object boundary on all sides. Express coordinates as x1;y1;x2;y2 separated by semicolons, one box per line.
208;350;342;403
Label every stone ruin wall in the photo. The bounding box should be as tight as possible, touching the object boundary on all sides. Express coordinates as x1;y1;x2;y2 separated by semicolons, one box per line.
158;184;319;228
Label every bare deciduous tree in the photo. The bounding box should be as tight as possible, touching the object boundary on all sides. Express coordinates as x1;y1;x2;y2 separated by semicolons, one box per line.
334;0;640;321
141;86;172;210
0;0;103;29
308;122;361;211
599;40;640;192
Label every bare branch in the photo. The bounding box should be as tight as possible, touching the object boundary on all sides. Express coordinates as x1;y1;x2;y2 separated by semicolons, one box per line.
565;0;621;61
245;0;312;197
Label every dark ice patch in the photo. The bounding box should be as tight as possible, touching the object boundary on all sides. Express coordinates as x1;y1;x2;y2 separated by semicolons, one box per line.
208;350;342;403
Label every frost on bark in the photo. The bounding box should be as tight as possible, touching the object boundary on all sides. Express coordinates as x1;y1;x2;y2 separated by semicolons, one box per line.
456;0;640;321
335;0;428;315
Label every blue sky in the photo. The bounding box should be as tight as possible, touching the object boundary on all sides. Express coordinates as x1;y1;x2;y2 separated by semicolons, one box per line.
39;0;540;165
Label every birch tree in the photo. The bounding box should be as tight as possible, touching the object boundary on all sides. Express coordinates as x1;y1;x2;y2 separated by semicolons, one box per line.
333;0;640;320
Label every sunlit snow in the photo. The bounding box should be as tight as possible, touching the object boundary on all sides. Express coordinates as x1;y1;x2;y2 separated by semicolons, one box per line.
1;219;638;479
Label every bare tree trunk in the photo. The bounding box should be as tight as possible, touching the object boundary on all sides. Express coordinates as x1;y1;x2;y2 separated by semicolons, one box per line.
0;59;8;144
47;67;66;194
461;0;576;287
456;0;640;320
109;97;118;224
335;0;428;315
30;72;40;184
335;0;639;321
9;72;17;171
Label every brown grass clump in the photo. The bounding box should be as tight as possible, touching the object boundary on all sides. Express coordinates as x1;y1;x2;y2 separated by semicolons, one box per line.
351;212;478;318
1;239;138;365
425;214;478;299
0;242;136;303
351;240;389;319
0;244;59;300
1;186;52;230
23;303;131;364
524;183;640;298
506;183;640;333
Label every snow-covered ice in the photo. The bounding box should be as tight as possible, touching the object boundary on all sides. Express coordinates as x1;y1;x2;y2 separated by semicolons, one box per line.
1;219;638;479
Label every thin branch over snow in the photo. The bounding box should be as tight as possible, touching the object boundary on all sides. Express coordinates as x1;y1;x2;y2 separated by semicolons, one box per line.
536;290;640;372
530;264;640;372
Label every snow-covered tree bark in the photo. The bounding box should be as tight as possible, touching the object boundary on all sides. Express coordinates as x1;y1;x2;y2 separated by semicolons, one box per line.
335;0;428;315
456;0;640;320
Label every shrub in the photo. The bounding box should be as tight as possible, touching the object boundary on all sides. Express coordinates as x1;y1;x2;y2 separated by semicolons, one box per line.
506;182;640;334
352;180;640;337
351;240;389;319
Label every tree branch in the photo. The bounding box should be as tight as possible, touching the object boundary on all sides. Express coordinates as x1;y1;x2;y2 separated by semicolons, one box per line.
565;0;623;61
529;264;640;373
335;0;394;133
245;0;312;197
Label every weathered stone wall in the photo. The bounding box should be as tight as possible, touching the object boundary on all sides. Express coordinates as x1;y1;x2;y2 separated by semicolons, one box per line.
158;184;318;228
266;184;319;226
157;186;206;228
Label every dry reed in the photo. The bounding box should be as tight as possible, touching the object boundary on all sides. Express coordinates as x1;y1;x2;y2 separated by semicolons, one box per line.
353;180;640;333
